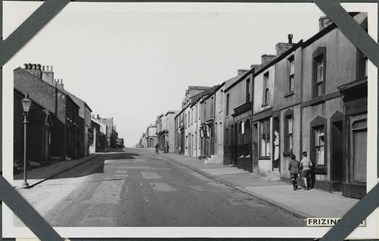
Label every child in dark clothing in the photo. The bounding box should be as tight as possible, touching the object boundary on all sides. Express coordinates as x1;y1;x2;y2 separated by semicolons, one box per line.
288;154;300;190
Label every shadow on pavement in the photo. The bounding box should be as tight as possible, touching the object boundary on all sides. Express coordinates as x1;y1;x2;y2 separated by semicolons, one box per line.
13;148;141;181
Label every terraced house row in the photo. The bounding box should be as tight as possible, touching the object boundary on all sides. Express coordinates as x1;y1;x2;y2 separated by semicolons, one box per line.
145;12;369;199
14;64;120;169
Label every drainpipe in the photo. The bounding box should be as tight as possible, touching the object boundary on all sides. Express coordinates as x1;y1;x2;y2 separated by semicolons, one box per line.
251;68;255;171
300;46;304;157
55;81;58;116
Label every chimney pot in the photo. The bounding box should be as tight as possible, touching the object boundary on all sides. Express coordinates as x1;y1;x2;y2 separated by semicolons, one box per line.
32;64;36;70
51;66;53;72
24;64;28;69
37;64;41;70
288;34;293;44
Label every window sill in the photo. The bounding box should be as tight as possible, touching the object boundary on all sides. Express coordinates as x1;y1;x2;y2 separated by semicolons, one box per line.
261;103;269;108
284;91;294;98
314;166;327;175
258;156;271;160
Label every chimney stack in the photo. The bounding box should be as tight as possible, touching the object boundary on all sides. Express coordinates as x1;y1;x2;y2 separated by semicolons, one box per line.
261;54;276;66
25;63;42;79
57;79;64;89
319;16;332;31
237;69;249;76
42;64;55;85
250;64;260;72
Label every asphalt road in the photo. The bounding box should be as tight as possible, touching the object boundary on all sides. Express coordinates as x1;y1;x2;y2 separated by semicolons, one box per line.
42;148;304;227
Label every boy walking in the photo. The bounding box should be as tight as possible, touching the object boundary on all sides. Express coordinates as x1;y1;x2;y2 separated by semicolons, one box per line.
288;154;300;190
300;151;313;190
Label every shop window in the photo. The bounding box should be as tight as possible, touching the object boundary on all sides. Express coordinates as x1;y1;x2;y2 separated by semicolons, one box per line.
351;115;367;183
312;47;326;97
259;118;270;158
288;56;295;93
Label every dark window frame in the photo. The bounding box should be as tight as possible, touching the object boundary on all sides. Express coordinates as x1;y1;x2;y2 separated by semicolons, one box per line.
226;94;230;116
259;118;271;159
288;55;295;94
312;47;327;98
262;72;270;106
246;78;251;102
310;115;327;174
283;109;294;156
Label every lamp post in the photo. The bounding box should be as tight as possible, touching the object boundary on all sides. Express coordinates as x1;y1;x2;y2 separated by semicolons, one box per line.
21;92;32;187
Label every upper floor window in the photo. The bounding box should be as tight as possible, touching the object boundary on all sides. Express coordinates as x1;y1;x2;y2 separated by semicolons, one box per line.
357;50;368;80
313;47;326;97
263;72;269;105
246;78;251;102
191;108;193;124
203;102;206;120
226;94;230;116
211;97;214;116
288;56;295;92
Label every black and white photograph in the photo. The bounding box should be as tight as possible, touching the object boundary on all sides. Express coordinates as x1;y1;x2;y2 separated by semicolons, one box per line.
2;1;378;239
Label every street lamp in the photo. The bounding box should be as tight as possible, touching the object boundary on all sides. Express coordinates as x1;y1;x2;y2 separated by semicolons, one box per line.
21;92;32;187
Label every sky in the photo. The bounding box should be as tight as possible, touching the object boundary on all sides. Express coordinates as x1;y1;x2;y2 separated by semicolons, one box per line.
4;2;327;147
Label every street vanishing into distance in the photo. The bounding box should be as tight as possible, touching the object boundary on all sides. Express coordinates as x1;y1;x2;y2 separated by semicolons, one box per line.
16;148;304;227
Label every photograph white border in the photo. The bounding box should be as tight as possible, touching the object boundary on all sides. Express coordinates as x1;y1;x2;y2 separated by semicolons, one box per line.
2;2;378;239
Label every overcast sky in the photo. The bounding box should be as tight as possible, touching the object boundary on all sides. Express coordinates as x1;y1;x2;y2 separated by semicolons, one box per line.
4;2;327;147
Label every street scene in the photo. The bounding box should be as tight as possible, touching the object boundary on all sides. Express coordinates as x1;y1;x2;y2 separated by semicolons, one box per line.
8;2;370;231
14;147;358;227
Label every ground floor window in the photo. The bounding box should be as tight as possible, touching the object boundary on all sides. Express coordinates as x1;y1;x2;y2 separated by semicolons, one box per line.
314;126;325;166
310;115;327;173
259;118;270;157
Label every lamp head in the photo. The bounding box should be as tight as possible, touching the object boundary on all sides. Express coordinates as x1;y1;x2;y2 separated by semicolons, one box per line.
21;92;32;114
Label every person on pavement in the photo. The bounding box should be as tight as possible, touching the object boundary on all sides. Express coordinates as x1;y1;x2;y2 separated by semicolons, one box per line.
300;151;313;190
288;154;300;190
155;144;159;154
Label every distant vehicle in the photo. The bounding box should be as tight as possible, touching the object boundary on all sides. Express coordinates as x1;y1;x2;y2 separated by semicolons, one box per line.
115;138;124;148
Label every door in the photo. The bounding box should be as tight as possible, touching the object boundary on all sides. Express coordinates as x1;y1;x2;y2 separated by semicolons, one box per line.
331;119;343;188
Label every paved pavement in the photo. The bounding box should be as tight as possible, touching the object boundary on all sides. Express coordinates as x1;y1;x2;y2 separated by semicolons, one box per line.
159;151;360;219
13;148;359;219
